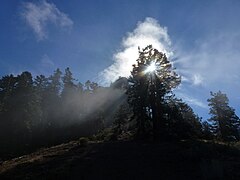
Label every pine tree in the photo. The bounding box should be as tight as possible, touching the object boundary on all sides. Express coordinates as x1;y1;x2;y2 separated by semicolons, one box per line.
208;91;240;141
62;67;76;98
113;104;130;136
202;121;213;140
33;75;49;133
11;72;42;147
127;45;181;139
61;67;78;123
46;68;62;127
0;74;18;147
165;97;202;139
49;68;62;96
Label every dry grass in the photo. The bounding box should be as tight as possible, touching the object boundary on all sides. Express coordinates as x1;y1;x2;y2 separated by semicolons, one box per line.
0;139;240;179
0;140;88;174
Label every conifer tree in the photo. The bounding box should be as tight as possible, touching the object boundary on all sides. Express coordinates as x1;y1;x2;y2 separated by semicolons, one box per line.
208;91;240;141
165;97;202;139
128;45;181;139
49;68;62;96
0;74;18;146
62;67;76;98
113;104;130;136
47;69;62;126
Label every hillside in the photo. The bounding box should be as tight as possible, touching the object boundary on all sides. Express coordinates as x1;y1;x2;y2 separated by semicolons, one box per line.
1;139;240;180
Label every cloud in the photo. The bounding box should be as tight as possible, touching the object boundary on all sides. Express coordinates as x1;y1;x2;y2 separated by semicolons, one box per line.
98;17;207;110
172;31;240;113
176;92;208;109
99;17;172;85
40;54;54;68
20;0;73;40
99;17;240;116
174;32;240;88
192;74;203;86
34;54;56;75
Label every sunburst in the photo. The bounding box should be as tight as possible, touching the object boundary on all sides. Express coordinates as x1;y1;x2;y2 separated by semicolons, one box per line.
144;62;156;74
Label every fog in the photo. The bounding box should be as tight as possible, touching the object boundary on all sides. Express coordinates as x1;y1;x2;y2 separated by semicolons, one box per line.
60;85;127;126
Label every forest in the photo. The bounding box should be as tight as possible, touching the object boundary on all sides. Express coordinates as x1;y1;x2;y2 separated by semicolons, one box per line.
0;45;239;163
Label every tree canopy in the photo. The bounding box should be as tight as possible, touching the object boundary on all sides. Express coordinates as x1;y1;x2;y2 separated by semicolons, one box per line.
208;91;240;141
127;45;181;139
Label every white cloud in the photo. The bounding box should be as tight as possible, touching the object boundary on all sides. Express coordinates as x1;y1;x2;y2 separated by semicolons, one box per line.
21;0;73;40
99;17;172;85
192;74;203;86
174;32;240;87
40;54;54;68
98;17;208;110
176;92;208;109
172;31;240;112
99;17;240;114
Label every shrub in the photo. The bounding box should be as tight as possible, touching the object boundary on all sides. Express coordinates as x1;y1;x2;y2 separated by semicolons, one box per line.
79;137;89;147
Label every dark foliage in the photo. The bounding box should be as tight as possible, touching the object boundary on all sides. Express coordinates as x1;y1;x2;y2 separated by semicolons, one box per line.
0;46;239;161
163;97;203;139
127;45;181;139
0;68;124;160
207;91;240;141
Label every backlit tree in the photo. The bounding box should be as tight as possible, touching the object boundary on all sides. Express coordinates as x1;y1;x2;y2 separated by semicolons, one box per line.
208;91;240;141
128;45;181;139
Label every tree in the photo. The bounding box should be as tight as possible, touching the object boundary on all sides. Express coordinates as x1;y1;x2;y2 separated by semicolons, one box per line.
47;68;62;125
127;45;181;139
165;97;202;139
15;72;35;132
61;67;76;98
49;68;62;96
0;74;18;115
113;103;131;136
33;75;50;139
61;68;78;124
208;91;240;141
10;72;41;147
0;74;18;148
202;121;213;140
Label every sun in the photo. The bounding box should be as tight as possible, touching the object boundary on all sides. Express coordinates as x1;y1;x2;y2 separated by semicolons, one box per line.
144;62;156;73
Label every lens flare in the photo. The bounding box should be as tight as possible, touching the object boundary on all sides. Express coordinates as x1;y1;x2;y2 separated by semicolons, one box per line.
144;62;156;73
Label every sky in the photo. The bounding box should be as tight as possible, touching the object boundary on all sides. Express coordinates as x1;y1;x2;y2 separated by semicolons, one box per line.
0;0;240;120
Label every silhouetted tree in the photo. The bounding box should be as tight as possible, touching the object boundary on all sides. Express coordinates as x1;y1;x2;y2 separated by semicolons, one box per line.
61;67;76;97
128;45;181;139
0;74;18;149
113;103;131;136
34;75;49;121
202;121;213;140
61;67;79;124
9;72;41;147
165;97;202;139
47;69;62;124
208;91;240;141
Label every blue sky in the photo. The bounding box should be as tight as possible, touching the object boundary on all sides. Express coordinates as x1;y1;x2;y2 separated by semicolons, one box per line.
0;0;240;120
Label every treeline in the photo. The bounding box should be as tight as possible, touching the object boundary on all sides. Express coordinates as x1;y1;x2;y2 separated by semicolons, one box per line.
0;45;240;160
117;45;240;142
0;68;125;159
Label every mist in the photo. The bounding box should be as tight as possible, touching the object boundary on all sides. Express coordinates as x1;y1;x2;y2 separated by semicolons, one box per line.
60;85;127;126
0;70;128;160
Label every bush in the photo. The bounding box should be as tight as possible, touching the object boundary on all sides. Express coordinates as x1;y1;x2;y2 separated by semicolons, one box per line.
79;137;89;147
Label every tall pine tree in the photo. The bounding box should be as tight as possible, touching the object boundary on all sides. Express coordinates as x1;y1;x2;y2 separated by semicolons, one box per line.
128;45;181;139
208;91;240;141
